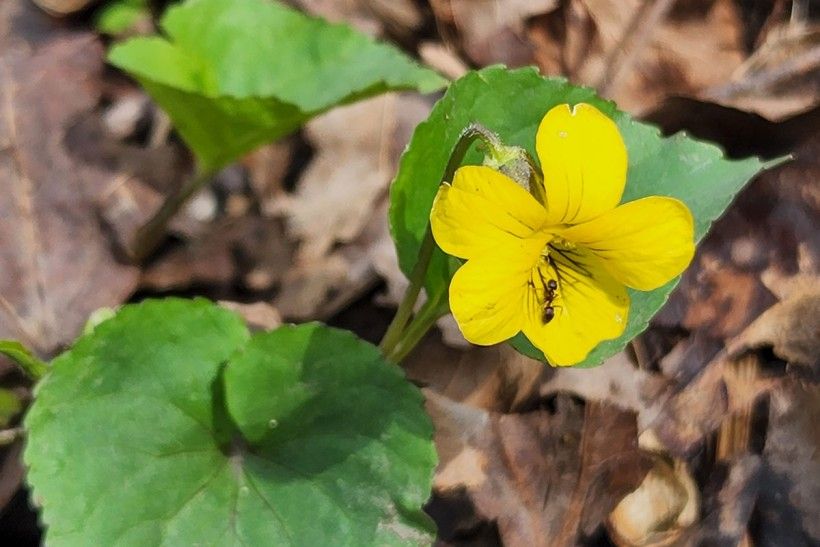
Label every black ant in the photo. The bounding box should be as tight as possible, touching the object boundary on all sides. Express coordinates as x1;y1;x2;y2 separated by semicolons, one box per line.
541;278;558;324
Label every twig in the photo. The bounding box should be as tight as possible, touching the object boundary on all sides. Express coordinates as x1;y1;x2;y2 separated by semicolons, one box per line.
705;45;820;100
630;336;651;370
130;168;216;262
597;0;677;97
148;108;173;149
791;0;809;27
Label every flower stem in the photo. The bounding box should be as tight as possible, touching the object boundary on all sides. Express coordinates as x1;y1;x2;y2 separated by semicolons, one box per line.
384;295;444;363
379;123;498;360
131;167;217;262
378;226;436;355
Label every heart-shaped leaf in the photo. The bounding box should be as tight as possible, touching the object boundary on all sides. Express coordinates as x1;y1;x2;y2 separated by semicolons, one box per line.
108;0;446;170
25;298;435;545
389;66;774;367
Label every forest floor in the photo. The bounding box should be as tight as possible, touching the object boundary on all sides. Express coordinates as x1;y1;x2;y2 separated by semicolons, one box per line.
0;0;818;545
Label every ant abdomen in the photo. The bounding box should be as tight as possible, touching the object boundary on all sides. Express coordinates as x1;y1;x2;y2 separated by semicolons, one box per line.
542;305;555;323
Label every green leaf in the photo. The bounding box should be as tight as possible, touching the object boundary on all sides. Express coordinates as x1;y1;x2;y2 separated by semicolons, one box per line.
25;298;435;545
0;340;47;379
95;0;150;35
222;324;436;545
108;0;446;170
389;66;771;368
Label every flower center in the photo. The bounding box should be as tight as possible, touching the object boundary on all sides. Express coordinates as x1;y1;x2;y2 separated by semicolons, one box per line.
548;236;576;250
533;235;594;325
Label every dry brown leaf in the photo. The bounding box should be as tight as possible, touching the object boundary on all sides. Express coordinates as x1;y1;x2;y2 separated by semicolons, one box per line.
655;109;820;340
432;0;558;67
242;140;294;216
534;338;774;460
369;201;410;307
141;216;292;293
64;108;187;197
566;1;814;117
31;0;98;17
139;232;237;291
275;94;431;320
527;0;597;77
282;95;399;261
63;108;190;253
644;96;819;160
727;284;820;367
217;300;282;332
647;353;777;458
646;361;728;457
275;251;361;320
596;0;745;113
680;260;776;339
681;454;762;546
529;0;750;114
0;1;138;356
293;0;383;36
275;200;383;321
427;391;651;546
539;350;665;414
418;41;469;81
362;0;424;40
706;23;820;120
95;176;163;257
103;93;150;140
656;333;724;385
406;339;545;411
434;313;472;349
755;381;820;545
0;0;56;49
607;456;698;547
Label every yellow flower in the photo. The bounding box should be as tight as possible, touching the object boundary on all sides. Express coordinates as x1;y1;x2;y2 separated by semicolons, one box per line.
430;103;695;366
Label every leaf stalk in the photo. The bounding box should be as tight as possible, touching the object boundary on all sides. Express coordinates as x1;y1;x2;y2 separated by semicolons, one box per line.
131;167;217;262
379;123;502;361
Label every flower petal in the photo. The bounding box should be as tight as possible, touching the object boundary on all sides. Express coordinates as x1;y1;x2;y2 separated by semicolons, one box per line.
431;165;548;260
560;196;695;291
449;236;546;345
535;103;627;225
522;247;629;366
